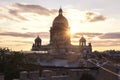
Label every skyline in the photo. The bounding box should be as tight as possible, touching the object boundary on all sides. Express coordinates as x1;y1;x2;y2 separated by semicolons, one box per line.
0;0;120;51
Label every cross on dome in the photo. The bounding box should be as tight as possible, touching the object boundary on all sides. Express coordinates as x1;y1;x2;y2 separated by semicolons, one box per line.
59;8;63;15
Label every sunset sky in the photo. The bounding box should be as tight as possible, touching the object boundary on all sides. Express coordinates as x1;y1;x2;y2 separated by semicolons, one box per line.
0;0;120;51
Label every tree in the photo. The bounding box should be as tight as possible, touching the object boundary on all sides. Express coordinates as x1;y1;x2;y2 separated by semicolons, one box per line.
0;48;40;80
0;48;25;80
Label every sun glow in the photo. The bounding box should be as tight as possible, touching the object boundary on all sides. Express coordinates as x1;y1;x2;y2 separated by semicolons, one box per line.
70;27;78;35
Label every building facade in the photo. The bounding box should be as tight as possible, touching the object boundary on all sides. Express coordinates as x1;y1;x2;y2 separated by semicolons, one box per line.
31;8;92;55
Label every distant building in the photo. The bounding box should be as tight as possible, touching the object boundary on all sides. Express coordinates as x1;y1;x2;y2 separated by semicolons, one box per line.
31;8;92;55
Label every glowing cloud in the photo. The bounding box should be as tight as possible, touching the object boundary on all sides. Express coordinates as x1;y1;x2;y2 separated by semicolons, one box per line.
81;11;106;23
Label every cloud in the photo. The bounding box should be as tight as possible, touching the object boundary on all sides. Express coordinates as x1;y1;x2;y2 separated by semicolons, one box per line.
0;32;33;38
12;3;57;15
72;32;102;38
0;40;32;44
71;39;120;46
71;32;120;47
81;11;106;23
11;40;33;44
99;32;120;39
0;31;120;49
91;40;120;46
21;28;28;30
1;31;119;40
0;32;49;38
0;14;19;22
0;3;57;21
72;32;120;40
8;9;27;20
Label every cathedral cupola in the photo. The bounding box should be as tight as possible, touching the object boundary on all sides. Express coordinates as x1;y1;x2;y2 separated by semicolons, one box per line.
35;36;41;42
52;8;68;27
50;8;71;46
80;36;86;42
79;36;86;46
34;35;42;47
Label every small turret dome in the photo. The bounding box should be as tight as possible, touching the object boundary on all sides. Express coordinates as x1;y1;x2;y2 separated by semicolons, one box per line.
53;8;68;27
80;36;86;42
35;36;41;42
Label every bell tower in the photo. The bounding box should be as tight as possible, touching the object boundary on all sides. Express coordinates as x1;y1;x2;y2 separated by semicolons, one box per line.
35;36;41;47
79;36;86;46
32;36;42;51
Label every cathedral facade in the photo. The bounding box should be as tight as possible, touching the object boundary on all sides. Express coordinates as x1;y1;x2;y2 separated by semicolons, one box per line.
32;8;92;55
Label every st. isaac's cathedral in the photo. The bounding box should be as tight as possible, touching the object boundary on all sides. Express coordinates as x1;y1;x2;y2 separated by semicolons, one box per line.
13;8;119;80
20;9;118;80
31;8;92;55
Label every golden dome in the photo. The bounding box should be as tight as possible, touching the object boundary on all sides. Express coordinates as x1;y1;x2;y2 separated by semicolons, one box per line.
53;8;68;27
